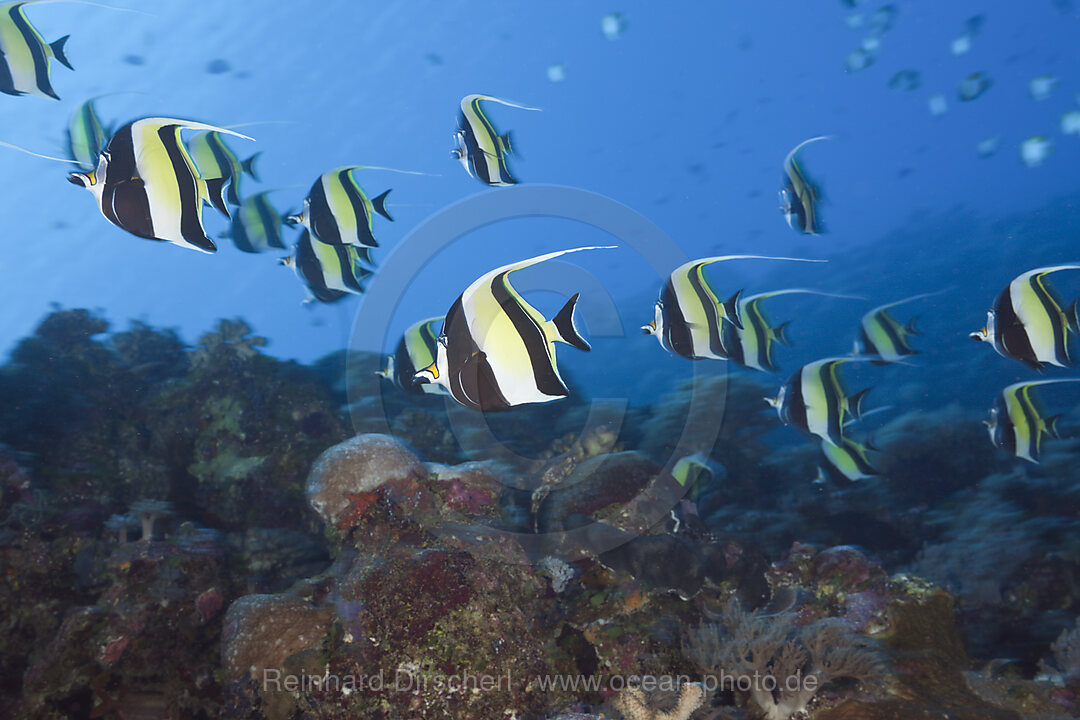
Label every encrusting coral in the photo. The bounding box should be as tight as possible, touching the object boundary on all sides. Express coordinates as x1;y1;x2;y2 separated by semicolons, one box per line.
611;682;704;720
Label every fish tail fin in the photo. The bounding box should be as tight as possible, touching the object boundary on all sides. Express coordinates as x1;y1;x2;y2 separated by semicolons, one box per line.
242;151;262;180
1046;414;1063;439
550;292;591;351
372;189;394;221
849;387;873;419
204;177;230;218
905;315;922;336
50;36;74;70
1069;297;1080;335
773;320;793;346
499;132;514;155
723;290;744;329
353;261;375;281
865;435;881;453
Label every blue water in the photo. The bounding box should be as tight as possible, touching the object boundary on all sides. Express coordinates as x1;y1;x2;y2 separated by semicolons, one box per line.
0;0;1078;406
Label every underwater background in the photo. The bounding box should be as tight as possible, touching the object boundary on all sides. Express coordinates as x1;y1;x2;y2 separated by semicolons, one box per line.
3;1;1080;719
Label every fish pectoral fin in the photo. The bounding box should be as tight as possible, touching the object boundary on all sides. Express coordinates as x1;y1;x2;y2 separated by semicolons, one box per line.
50;36;74;71
549;293;592;351
204;177;231;218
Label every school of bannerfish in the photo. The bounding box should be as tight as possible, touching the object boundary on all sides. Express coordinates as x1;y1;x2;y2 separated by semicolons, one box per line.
2;0;1079;491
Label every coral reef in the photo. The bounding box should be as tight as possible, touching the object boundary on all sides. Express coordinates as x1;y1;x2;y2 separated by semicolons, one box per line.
2;307;1080;719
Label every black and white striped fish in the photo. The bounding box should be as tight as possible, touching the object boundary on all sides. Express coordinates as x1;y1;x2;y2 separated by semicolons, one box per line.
766;357;874;447
854;291;942;363
187;130;260;208
286;166;392;248
723;288;859;372
0;1;73;100
414;246;613;411
224;191;287;254
66;118;251;253
280;228;374;304
986;379;1080;464
642;256;825;360
452;94;539;187
815;436;879;486
376;317;448;396
970;264;1080;370
779;136;829;234
66;96;109;171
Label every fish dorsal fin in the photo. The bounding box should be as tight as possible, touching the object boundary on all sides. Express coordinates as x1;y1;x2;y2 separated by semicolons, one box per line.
137;117;253;142
784;135;831;166
463;94;542;113
675;255;827;281
475;246;617;293
549;293;591;351
744;288;865;305
867;288;951;317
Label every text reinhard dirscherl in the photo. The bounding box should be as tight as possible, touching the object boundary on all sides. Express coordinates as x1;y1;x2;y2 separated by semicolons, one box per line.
261;668;820;695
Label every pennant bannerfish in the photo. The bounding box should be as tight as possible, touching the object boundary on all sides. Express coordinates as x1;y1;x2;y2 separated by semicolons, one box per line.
287;167;392;248
451;94;539;187
225;191;287;253
816;436;879;486
671;452;723;503
66;118;253;253
722;288;862;372
376;317;448;396
0;1;73;100
186;130;261;207
766;357;875;447
779;136;829;234
280;228;373;304
987;379;1080;463
67;97;109;171
642;256;826;360
970;264;1080;370
414;246;614;411
854;290;945;363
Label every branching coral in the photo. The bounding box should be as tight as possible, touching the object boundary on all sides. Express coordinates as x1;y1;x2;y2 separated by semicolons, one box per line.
684;602;882;720
190;318;267;369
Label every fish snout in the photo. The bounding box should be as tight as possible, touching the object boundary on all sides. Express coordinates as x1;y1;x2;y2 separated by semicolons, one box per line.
968;329;988;342
640;321;656;335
